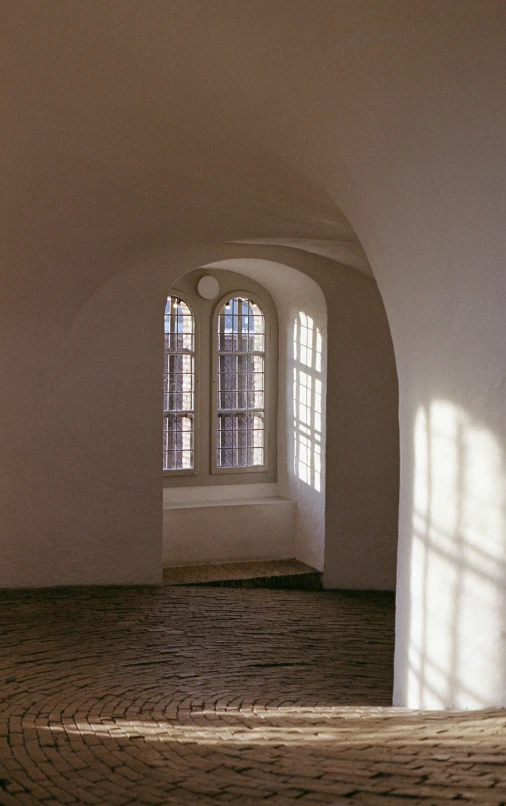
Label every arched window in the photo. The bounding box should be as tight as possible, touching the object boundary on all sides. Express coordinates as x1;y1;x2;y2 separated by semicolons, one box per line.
214;296;266;469
163;271;277;485
163;296;195;471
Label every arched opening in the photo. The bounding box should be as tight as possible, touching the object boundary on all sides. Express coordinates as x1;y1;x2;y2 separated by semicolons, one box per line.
30;238;397;594
160;252;398;589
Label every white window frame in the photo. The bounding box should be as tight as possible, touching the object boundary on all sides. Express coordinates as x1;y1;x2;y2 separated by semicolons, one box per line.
163;294;199;477
211;291;271;476
163;271;278;487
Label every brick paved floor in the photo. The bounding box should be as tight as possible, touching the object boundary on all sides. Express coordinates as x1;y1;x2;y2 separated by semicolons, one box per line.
1;587;506;805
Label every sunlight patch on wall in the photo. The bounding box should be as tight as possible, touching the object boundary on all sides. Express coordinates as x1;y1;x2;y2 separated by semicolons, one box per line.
293;312;322;492
408;400;505;708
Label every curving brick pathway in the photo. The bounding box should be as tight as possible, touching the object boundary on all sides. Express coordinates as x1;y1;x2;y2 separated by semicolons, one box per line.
0;587;505;804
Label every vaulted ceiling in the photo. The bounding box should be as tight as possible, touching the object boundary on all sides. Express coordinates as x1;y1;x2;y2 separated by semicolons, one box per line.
4;1;503;294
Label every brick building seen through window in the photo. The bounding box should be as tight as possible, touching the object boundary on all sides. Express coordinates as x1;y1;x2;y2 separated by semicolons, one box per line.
163;276;275;481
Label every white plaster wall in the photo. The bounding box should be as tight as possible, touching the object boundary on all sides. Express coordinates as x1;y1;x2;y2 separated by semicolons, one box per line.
0;3;400;593
10;0;506;709
162;483;296;566
163;496;295;566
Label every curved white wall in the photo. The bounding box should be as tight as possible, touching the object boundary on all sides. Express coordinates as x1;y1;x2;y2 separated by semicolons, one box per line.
4;0;504;707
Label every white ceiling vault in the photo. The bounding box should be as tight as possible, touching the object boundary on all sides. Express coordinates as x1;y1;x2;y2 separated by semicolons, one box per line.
3;1;504;292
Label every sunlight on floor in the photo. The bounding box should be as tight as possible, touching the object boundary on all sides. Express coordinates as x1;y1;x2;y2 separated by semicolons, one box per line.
39;706;506;748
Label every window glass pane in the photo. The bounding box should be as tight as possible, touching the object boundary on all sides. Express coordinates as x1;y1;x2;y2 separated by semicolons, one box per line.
163;296;195;471
216;297;266;469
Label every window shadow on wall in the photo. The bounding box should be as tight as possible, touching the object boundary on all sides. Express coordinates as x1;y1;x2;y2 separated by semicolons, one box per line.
408;400;506;708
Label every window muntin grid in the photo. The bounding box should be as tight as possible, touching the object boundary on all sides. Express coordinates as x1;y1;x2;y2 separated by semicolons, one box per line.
163;296;195;471
216;296;265;469
293;312;322;492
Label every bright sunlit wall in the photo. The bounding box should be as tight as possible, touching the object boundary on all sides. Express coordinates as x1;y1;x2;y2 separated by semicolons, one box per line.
293;312;323;493
400;400;506;709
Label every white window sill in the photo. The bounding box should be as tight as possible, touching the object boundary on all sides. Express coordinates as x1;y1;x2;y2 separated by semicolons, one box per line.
164;495;292;511
163;482;282;509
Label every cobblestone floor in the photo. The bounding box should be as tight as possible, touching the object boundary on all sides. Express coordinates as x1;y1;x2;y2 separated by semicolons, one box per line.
1;586;506;805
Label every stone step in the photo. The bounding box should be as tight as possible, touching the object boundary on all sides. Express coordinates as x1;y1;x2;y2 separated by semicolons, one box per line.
162;558;323;590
